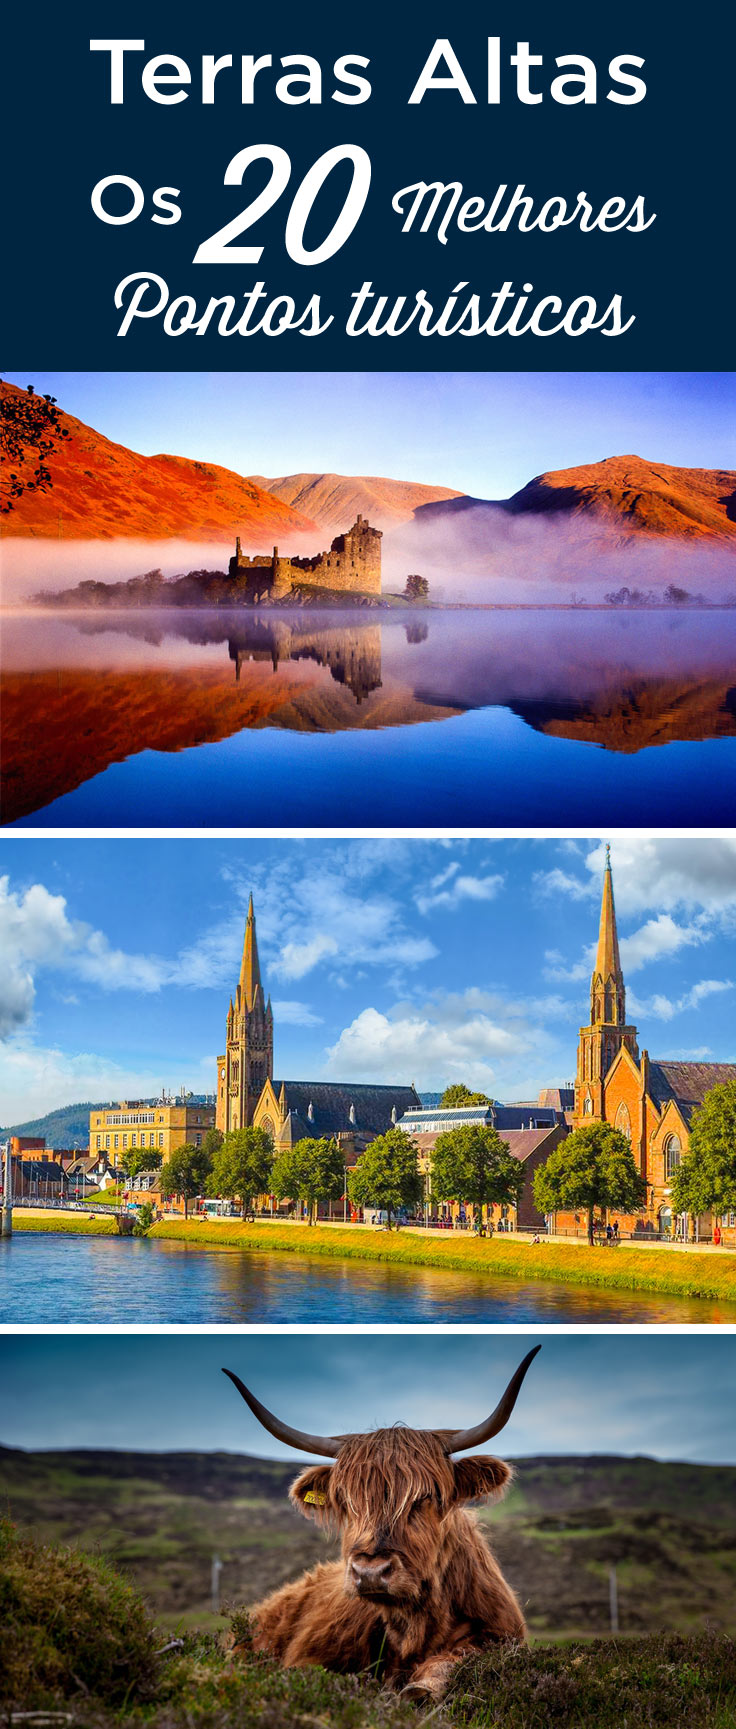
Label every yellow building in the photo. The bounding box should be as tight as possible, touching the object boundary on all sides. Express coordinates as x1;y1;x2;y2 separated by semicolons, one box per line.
89;1098;215;1162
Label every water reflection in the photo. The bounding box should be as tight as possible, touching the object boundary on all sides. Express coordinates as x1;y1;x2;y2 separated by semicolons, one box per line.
2;607;735;825
2;1232;735;1325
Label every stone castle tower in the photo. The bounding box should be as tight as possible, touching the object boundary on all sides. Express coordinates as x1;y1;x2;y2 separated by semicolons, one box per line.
228;515;382;601
574;848;639;1122
216;896;274;1134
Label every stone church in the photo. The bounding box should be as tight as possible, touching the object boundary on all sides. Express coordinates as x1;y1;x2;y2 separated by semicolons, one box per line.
216;900;420;1159
563;848;736;1239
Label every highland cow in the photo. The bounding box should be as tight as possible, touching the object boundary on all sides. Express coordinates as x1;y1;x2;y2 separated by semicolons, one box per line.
223;1345;540;1700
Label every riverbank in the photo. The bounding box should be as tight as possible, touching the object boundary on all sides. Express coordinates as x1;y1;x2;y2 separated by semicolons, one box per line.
11;1212;736;1303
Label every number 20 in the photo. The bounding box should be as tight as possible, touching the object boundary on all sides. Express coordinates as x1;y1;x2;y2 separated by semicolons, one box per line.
193;143;371;267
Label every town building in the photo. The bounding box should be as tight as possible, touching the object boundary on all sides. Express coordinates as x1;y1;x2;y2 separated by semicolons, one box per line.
396;1106;567;1230
227;515;382;601
89;1098;215;1162
547;847;736;1242
3;1156;68;1203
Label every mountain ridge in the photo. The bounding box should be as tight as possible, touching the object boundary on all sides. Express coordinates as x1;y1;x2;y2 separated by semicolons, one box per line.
248;471;463;533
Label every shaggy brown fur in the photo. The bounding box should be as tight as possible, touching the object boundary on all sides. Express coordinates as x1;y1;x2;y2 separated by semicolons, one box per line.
250;1428;525;1699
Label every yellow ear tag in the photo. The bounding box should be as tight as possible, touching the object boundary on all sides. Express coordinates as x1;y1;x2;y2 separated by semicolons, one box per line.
303;1490;327;1505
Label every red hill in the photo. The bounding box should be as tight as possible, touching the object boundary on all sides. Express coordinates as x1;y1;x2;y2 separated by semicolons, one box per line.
0;382;318;543
506;455;736;541
249;471;462;534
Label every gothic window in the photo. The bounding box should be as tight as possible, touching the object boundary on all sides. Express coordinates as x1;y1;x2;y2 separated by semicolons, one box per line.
615;1103;631;1140
261;1116;274;1137
584;1093;593;1114
230;1060;240;1093
664;1134;682;1179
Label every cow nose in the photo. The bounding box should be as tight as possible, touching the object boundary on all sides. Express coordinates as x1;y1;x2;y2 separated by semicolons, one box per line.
351;1557;392;1585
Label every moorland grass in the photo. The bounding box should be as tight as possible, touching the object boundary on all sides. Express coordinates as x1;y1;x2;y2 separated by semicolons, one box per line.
13;1212;736;1302
2;1524;734;1729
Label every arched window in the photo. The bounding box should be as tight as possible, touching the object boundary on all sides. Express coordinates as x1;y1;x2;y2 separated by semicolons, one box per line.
664;1134;681;1179
260;1115;273;1138
615;1102;631;1140
584;1093;593;1114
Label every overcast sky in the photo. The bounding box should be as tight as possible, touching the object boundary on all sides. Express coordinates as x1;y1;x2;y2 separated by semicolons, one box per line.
0;1333;733;1464
2;835;736;1125
4;372;734;501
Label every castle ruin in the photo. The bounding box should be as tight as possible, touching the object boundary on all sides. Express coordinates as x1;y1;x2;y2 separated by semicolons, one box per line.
228;514;382;602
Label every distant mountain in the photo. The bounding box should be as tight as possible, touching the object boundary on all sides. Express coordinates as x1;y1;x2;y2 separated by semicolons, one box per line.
3;1446;733;1638
248;472;463;534
0;382;318;543
412;455;736;545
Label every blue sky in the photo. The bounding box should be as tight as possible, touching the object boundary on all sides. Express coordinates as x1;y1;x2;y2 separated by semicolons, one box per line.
1;836;735;1125
4;373;734;500
1;1334;734;1463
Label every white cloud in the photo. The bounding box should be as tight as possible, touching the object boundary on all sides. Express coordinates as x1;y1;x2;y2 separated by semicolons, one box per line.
627;978;733;1022
416;871;505;915
270;1000;323;1027
619;914;707;975
533;867;592;901
323;985;563;1093
0;1037;214;1126
274;933;339;981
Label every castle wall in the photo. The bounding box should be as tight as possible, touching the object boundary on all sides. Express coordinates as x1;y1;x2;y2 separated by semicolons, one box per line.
228;516;382;598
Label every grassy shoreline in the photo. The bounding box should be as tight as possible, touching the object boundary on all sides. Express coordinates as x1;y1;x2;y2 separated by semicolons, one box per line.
12;1212;736;1302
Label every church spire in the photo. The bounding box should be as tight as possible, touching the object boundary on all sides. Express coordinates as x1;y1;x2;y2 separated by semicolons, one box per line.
594;843;622;990
239;893;263;1011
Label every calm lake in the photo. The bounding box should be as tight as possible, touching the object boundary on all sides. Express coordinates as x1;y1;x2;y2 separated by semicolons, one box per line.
2;1233;735;1325
3;607;735;826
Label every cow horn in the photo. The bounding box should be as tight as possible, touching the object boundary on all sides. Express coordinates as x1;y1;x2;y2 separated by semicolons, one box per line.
222;1368;342;1457
442;1346;541;1454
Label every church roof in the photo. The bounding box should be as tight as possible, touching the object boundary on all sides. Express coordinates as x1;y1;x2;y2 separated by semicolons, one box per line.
275;1080;421;1138
648;1061;736;1123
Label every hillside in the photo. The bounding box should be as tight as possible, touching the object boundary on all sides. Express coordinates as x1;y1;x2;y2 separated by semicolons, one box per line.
0;1099;112;1146
0;382;318;542
3;1446;734;1638
249;471;462;533
412;455;736;545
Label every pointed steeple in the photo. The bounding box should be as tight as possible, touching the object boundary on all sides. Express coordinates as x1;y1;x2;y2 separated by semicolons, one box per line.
239;894;263;1011
575;846;638;1126
594;844;622;987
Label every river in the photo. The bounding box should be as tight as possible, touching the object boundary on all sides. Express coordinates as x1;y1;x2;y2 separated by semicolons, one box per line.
2;1233;734;1325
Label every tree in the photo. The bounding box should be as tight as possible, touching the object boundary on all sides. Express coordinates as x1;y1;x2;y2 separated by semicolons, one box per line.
202;1126;224;1160
122;1146;162;1181
272;1136;344;1225
210;1126;274;1218
349;1129;423;1229
133;1201;155;1236
439;1083;492;1108
533;1123;647;1246
404;573;429;601
159;1142;212;1220
1;382;70;513
431;1124;525;1227
670;1081;736;1220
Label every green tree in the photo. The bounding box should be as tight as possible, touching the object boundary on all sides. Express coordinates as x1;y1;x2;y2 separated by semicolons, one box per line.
671;1081;736;1220
533;1123;647;1246
431;1123;525;1227
210;1126;274;1218
439;1083;492;1108
1;382;70;512
349;1128;423;1229
122;1146;162;1181
272;1136;344;1225
133;1201;155;1236
404;573;429;601
202;1126;224;1160
159;1142;212;1220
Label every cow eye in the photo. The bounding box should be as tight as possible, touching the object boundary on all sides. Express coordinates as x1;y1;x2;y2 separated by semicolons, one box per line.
409;1496;430;1518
